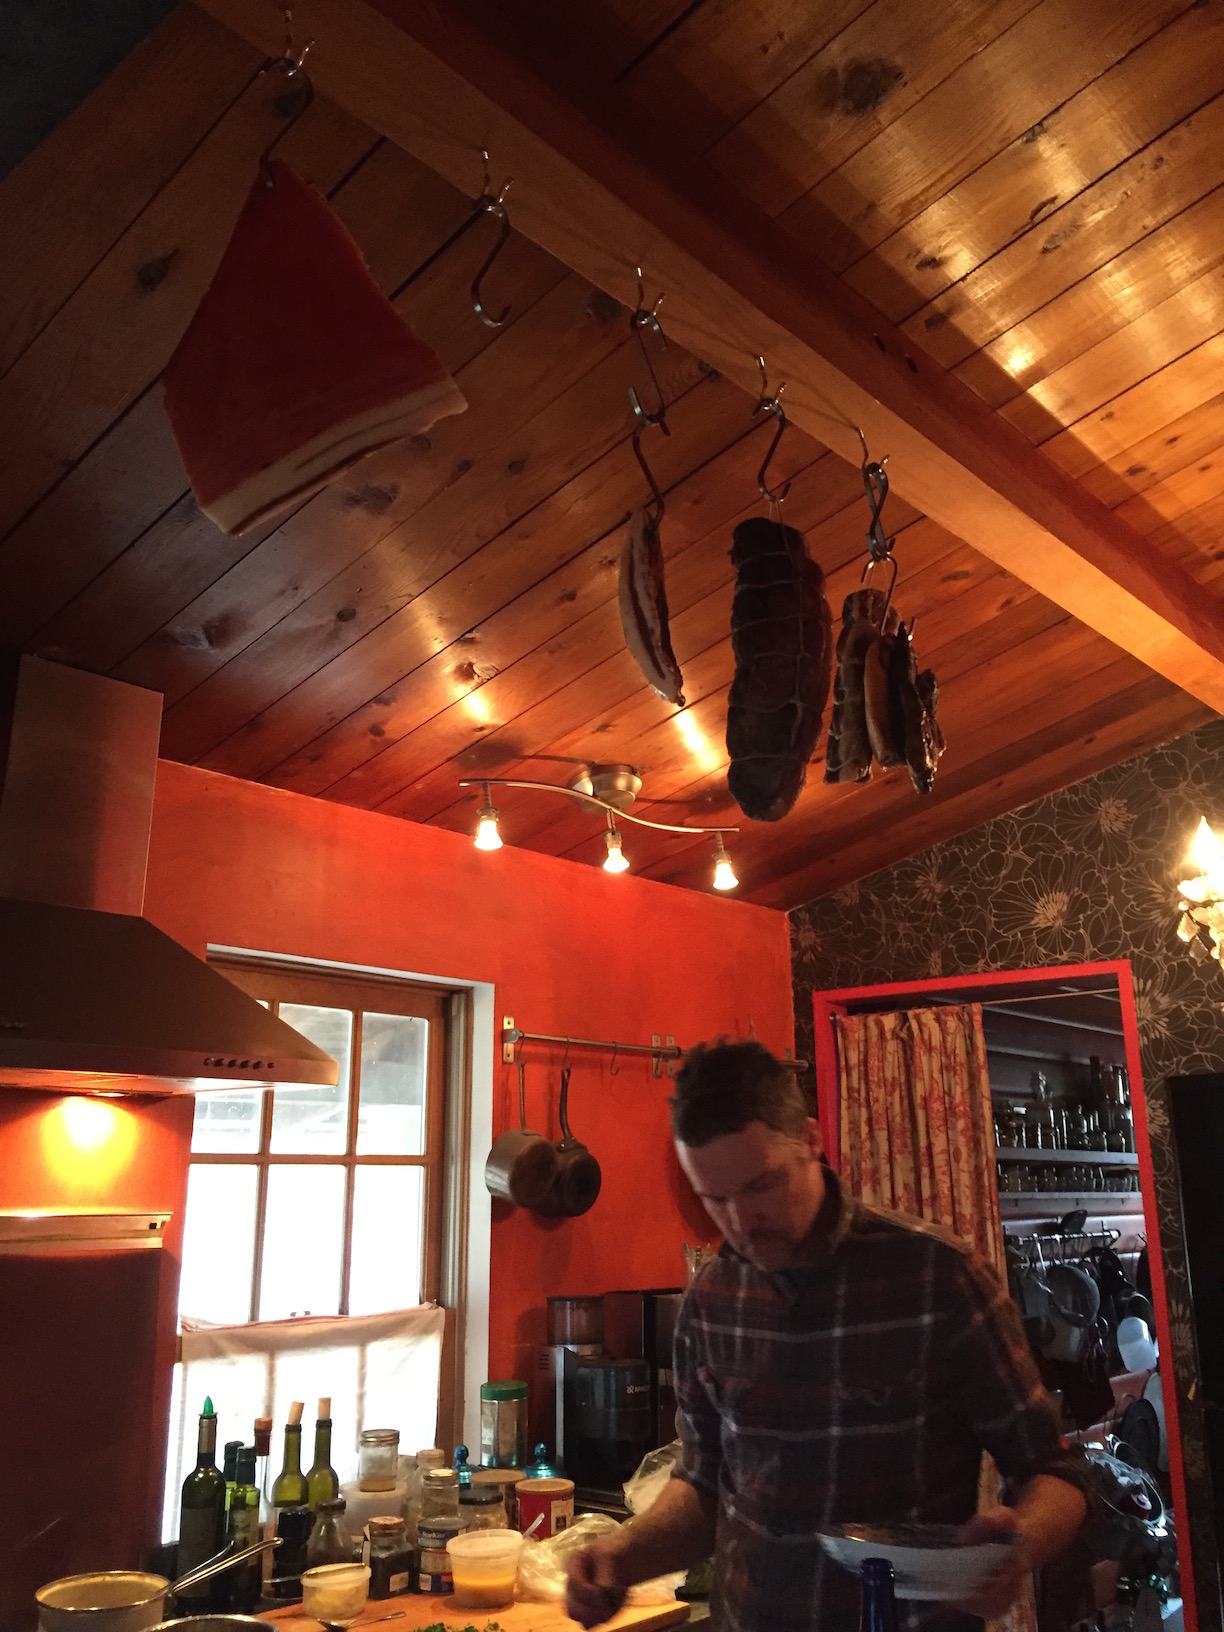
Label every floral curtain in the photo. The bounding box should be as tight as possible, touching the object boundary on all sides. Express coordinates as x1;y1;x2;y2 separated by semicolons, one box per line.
833;1004;1032;1632
834;1002;1004;1274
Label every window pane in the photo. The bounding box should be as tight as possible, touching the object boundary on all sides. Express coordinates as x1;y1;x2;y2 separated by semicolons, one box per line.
348;1167;424;1315
259;1165;345;1320
179;1164;258;1323
270;1005;353;1154
357;1013;429;1155
191;1088;265;1154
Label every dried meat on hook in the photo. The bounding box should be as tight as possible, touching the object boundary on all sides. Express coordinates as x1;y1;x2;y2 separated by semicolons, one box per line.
619;270;684;707
390;148;513;327
753;357;792;506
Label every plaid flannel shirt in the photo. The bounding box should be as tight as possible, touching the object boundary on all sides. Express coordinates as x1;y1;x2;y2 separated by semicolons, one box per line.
672;1170;1087;1632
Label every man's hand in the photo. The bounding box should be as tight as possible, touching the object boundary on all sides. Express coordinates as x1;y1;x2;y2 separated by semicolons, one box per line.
953;1505;1030;1619
565;1535;631;1629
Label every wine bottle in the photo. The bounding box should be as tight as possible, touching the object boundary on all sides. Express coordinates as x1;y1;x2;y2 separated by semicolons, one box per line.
860;1557;899;1632
222;1439;242;1513
306;1396;340;1508
271;1401;309;1510
177;1397;227;1607
226;1445;262;1613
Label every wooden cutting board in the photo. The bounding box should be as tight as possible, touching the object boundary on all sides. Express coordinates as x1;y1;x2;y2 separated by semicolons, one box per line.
261;1595;691;1632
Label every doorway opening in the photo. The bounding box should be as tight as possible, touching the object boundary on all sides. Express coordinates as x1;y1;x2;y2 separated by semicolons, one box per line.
811;959;1194;1632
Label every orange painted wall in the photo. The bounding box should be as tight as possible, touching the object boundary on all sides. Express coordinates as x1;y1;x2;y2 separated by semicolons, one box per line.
144;761;795;1379
0;1089;193;1620
1;758;791;1611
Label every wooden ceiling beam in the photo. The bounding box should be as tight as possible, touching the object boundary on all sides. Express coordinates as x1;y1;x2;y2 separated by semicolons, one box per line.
193;0;1224;712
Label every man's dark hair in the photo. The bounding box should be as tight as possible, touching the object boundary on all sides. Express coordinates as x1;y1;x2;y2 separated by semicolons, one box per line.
669;1039;811;1147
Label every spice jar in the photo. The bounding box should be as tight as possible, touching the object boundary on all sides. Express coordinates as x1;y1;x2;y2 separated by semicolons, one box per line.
469;1467;525;1529
368;1514;414;1598
359;1429;401;1493
307;1497;354;1567
420;1467;461;1525
460;1481;509;1531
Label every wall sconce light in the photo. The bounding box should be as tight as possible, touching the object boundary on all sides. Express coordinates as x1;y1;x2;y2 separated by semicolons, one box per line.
459;762;738;890
1176;816;1224;965
473;783;503;851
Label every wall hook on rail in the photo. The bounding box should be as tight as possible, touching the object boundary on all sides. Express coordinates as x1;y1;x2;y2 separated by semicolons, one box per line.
389;147;513;327
257;7;315;184
753;357;792;507
856;428;899;626
628;269;671;524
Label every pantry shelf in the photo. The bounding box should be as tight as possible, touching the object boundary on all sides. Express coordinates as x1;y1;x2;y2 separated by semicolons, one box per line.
995;1149;1138;1166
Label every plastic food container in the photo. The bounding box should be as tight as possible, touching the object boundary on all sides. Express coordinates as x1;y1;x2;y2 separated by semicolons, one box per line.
445;1530;525;1610
300;1563;370;1627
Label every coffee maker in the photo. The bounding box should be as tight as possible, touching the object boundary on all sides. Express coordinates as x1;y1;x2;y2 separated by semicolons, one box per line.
561;1350;654;1506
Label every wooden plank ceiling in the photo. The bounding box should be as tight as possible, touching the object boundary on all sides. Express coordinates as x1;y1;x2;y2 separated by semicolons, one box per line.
0;0;1221;910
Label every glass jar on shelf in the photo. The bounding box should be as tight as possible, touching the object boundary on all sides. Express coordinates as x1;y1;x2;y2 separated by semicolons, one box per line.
368;1514;414;1598
1010;1105;1030;1148
359;1430;401;1493
420;1468;460;1526
307;1497;354;1567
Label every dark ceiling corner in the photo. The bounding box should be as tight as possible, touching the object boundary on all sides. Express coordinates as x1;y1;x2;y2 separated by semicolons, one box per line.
0;0;180;180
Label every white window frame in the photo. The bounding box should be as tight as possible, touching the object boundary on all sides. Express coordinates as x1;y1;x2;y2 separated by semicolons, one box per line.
206;946;493;1452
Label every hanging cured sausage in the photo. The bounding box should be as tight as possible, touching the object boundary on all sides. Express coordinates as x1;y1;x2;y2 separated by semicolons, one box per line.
726;516;833;822
162;160;467;536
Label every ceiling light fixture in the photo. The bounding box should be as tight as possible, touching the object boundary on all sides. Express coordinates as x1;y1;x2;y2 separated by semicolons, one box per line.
458;762;738;889
603;815;631;874
711;833;738;892
1177;816;1224;965
473;782;503;851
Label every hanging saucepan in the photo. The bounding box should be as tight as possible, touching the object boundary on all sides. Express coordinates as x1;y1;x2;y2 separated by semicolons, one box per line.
535;1065;602;1217
484;1060;560;1208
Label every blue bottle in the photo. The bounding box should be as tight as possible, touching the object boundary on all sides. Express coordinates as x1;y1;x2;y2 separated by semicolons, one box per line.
860;1558;899;1632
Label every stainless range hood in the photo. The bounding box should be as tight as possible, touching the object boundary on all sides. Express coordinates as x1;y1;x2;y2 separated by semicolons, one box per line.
0;655;337;1094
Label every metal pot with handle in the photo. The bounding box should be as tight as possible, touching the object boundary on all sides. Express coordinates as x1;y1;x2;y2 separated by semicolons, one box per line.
36;1538;278;1632
484;1060;560;1208
535;1065;602;1217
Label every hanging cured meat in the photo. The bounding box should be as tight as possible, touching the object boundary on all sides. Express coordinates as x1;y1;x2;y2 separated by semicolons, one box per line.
619;509;685;705
824;591;945;793
825;589;897;784
725;517;833;822
891;622;945;793
162;159;467;536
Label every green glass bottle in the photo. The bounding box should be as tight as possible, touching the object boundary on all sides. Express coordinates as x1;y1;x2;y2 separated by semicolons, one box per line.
222;1439;242;1513
306;1396;339;1508
177;1397;226;1607
226;1446;262;1613
271;1403;309;1511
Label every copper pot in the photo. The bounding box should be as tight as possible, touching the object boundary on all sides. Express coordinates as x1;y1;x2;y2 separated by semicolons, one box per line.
484;1061;559;1209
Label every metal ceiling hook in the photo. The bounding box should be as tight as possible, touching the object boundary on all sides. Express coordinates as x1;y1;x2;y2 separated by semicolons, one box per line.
753;357;792;506
388;147;513;326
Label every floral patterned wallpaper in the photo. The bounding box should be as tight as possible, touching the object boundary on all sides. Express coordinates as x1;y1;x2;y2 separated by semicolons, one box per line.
790;718;1224;1630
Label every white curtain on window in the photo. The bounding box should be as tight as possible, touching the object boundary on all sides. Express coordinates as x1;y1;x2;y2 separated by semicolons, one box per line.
163;1304;445;1541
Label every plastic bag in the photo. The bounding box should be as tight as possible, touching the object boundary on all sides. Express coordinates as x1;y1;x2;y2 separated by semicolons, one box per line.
515;1513;683;1605
623;1439;685;1515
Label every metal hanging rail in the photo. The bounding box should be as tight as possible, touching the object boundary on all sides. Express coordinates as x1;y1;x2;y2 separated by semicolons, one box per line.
501;1017;808;1079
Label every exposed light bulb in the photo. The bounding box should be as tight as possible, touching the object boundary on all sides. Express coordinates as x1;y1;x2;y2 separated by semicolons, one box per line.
473;783;503;851
712;835;738;891
603;825;630;874
1189;816;1224;878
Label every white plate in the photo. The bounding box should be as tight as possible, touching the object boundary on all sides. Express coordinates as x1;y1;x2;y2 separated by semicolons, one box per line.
818;1523;1015;1602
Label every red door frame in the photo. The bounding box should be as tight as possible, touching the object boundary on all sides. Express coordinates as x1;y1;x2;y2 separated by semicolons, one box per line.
811;958;1197;1632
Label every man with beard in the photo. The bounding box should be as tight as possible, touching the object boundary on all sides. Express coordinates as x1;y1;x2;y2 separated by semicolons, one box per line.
566;1040;1087;1632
